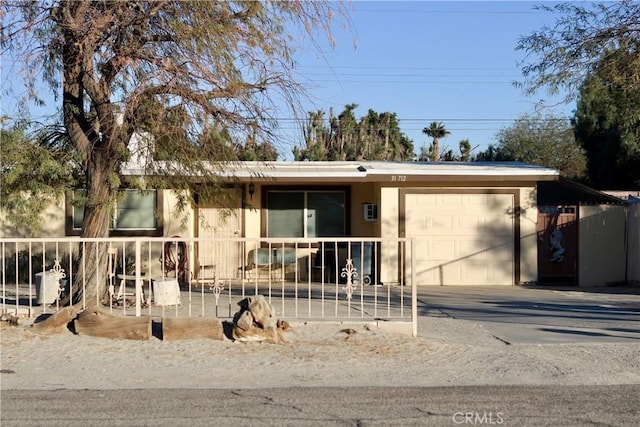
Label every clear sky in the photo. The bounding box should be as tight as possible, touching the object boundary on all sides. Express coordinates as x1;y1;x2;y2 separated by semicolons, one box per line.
1;1;576;160
279;0;575;159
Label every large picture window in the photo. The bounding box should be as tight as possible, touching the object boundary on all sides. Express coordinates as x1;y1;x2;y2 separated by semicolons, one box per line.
266;189;347;238
68;189;161;236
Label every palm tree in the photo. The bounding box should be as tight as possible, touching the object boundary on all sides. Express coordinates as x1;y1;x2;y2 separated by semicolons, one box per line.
422;121;450;161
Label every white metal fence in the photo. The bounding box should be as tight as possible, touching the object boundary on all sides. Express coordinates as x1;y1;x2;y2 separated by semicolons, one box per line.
1;237;417;335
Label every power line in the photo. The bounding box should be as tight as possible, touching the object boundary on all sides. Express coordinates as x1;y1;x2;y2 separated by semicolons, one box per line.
300;72;520;78
295;65;518;71
356;8;544;15
269;117;573;123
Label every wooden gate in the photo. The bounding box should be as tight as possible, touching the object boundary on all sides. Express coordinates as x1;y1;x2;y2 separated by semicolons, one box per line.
537;206;578;285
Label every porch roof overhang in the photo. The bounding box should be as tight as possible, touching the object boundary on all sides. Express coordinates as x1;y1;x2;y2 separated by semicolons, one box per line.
122;160;559;183
538;178;627;205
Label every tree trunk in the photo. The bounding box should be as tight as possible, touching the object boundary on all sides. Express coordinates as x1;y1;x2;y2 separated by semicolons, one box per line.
59;241;113;307
73;305;152;340
432;138;440;162
161;317;224;341
32;306;79;334
57;3;121;307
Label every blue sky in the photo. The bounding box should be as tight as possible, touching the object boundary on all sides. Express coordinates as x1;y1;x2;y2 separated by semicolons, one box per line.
1;1;575;160
280;0;576;159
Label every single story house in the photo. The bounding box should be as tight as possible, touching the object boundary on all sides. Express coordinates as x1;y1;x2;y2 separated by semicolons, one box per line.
1;161;629;287
2;161;553;286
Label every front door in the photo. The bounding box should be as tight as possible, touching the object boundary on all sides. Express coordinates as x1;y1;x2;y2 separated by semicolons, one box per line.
537;206;578;285
195;188;243;280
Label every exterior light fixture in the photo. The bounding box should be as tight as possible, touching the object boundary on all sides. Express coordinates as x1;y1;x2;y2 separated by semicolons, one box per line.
248;182;255;200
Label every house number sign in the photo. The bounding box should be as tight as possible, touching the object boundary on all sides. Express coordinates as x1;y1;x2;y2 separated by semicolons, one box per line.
390;175;407;182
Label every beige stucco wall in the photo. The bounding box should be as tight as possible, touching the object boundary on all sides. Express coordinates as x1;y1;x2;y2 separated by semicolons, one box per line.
162;190;195;238
244;183;261;240
519;187;538;284
350;182;380;237
578;205;626;287
379;186;400;284
0;197;66;238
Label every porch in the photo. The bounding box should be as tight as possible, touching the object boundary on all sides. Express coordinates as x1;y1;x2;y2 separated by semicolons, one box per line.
0;237;417;335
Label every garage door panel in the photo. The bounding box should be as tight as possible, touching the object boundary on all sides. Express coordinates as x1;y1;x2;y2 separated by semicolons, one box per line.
483;237;514;255
418;236;513;261
415;257;513;286
415;261;461;286
406;192;514;286
410;215;512;236
415;239;459;260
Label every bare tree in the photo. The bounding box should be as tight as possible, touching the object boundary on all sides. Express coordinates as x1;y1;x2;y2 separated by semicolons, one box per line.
516;1;640;103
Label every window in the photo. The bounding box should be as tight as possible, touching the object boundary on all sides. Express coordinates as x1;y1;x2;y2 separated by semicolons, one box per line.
266;189;347;238
68;189;162;236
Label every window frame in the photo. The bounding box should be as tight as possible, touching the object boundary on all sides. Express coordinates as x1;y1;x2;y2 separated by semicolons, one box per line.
65;189;163;237
261;185;351;241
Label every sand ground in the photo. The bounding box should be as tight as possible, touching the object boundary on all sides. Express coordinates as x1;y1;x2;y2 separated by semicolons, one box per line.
1;313;639;391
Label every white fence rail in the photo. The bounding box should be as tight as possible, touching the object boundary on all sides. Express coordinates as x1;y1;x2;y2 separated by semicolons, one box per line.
1;237;417;334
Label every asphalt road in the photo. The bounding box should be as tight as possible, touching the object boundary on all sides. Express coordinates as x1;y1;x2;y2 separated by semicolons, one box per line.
417;285;640;344
3;385;639;426
3;285;639;426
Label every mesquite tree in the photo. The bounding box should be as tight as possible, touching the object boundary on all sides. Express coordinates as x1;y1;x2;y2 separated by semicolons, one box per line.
516;1;640;187
2;0;347;304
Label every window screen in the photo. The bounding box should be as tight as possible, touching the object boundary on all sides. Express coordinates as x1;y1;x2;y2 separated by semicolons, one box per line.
266;190;345;238
72;189;157;231
267;192;304;237
307;192;345;237
115;190;157;229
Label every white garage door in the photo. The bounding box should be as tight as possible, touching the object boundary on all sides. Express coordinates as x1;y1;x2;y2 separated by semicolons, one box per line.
405;193;514;286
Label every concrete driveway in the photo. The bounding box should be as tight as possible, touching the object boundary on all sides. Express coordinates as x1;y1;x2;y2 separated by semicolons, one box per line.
417;285;640;344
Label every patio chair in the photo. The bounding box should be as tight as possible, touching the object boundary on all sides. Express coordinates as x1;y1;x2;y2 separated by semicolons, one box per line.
191;263;216;287
245;248;274;280
107;246;145;303
107;246;118;300
273;247;297;280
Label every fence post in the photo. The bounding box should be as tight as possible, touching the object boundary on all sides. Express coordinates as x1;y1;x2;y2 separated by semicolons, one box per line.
411;238;417;337
135;239;142;317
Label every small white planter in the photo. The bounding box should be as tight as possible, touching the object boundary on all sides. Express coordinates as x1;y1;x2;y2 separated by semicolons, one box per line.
152;278;180;306
34;272;61;305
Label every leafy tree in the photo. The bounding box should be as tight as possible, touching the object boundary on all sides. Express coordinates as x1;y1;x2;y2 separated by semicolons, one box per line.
294;104;415;161
573;73;640;188
516;1;640;104
294;109;332;161
417;145;430;162
438;139;473;162
475;144;510;162
2;1;346;304
478;113;587;179
427;139;474;162
1;124;75;234
421;121;450;162
516;1;640;187
459;139;472;162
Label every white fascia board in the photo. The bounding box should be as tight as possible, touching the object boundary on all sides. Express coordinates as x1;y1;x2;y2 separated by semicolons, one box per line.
120;161;559;181
120;161;367;180
361;161;559;179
